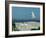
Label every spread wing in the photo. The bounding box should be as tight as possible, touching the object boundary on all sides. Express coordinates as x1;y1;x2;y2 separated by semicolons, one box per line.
32;11;36;18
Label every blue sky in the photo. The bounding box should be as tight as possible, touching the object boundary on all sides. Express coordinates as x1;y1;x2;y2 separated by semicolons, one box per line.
12;7;40;21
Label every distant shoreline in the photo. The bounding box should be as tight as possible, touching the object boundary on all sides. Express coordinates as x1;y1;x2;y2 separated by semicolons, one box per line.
13;20;40;22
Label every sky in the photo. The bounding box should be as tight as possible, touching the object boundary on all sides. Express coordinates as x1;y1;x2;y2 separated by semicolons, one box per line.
12;7;40;21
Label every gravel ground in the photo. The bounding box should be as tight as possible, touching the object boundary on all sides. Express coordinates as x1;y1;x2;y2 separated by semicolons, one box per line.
13;22;40;31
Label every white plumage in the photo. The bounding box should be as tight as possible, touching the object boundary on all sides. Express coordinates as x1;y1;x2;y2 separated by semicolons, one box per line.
32;11;36;18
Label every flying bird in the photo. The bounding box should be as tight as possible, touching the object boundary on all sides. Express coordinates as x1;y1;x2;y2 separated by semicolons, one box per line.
32;11;36;18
